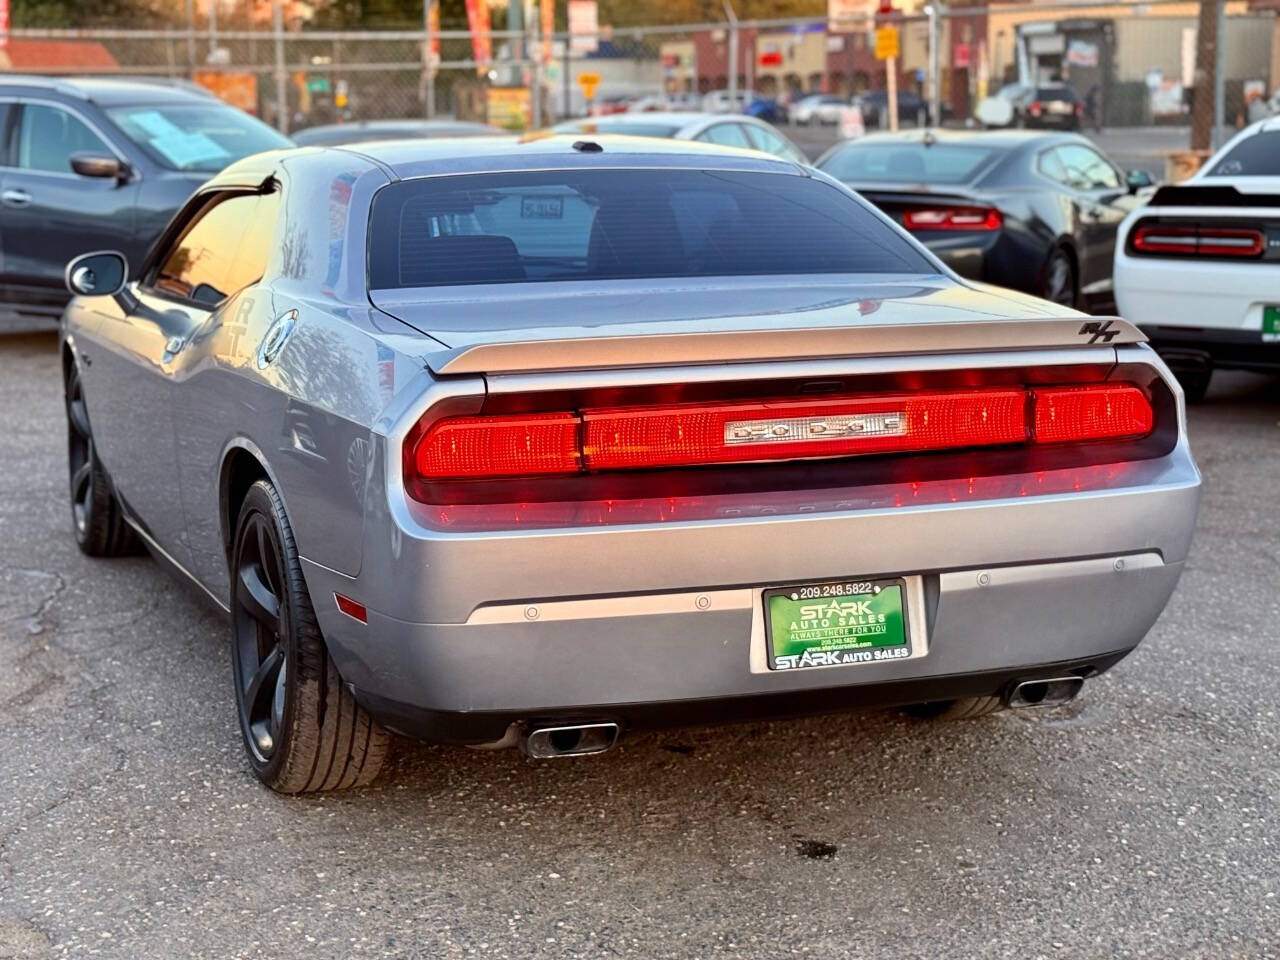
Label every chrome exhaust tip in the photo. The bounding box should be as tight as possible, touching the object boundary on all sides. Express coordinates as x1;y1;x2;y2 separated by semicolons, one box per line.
520;722;620;759
1007;676;1085;709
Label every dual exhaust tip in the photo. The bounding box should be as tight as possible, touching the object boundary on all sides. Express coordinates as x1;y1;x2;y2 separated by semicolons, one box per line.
1006;676;1085;709
520;722;620;759
514;678;1084;758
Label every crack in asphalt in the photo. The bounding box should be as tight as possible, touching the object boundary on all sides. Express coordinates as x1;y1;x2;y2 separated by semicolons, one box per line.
3;569;66;637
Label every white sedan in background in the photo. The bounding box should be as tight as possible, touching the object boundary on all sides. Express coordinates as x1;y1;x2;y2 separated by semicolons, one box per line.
1114;117;1280;400
790;94;849;126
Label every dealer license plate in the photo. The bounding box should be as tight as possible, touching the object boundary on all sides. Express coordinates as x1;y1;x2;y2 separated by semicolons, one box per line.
1263;306;1280;342
764;578;910;671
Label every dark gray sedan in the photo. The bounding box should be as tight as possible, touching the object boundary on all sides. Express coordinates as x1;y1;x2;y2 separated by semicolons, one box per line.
59;135;1199;793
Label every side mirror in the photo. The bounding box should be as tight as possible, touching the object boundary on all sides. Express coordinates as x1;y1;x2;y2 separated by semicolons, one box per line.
65;251;128;298
1126;168;1155;192
70;152;129;182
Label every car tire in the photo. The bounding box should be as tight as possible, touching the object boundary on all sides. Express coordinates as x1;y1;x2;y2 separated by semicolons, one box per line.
1040;247;1077;308
231;479;390;793
905;696;1005;720
65;361;139;557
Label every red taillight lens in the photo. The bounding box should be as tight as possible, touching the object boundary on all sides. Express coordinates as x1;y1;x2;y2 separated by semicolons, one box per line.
1030;101;1043;116
1132;222;1264;258
1032;385;1153;444
583;389;1027;470
903;206;1003;232
413;412;580;479
408;384;1154;483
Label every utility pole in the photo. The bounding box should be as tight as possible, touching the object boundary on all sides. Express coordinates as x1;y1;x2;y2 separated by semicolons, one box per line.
209;0;218;60
1190;0;1219;151
1212;0;1225;147
724;0;738;108
272;0;289;134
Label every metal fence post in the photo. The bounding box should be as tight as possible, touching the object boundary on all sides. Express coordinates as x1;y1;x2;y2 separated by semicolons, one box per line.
185;0;197;78
424;0;436;119
1212;0;1225;148
927;3;941;128
724;0;738;105
272;0;288;135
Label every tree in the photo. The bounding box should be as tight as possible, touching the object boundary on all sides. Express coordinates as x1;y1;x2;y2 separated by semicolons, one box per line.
1189;0;1220;151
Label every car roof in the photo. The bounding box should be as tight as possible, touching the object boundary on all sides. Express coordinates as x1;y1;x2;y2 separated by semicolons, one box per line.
206;133;803;190
0;75;217;106
828;128;1076;151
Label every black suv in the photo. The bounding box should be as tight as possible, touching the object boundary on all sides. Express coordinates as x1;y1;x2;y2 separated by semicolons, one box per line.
0;76;290;319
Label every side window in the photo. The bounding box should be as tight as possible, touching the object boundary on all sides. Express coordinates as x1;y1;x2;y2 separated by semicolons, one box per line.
1038;148;1070;186
151;192;266;307
697;123;752;149
17;103;112;174
223;190;280;296
744;124;804;162
1055;144;1121;191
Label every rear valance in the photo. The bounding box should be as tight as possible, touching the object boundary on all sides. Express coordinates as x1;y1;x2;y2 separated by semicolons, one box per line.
427;316;1144;375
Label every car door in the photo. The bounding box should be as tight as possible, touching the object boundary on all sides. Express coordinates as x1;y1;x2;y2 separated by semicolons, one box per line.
83;190;262;567
0;100;141;313
1051;143;1131;294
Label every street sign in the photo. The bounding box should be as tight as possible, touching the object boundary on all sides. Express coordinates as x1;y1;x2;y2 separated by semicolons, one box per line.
578;71;601;100
875;26;899;61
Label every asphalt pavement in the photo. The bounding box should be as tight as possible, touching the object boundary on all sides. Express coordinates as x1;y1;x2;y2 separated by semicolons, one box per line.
2;328;1278;960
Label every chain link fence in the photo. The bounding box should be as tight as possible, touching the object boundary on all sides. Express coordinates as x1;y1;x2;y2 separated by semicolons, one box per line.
2;1;1277;139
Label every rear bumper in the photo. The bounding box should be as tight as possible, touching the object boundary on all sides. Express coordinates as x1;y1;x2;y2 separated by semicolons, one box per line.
303;446;1199;743
1115;250;1279;341
1141;324;1280;372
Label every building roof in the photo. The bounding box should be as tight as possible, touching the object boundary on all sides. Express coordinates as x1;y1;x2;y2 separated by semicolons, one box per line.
0;40;118;72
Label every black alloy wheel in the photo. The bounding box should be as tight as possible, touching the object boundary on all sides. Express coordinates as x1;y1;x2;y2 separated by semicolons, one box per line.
65;362;137;557
230;480;389;792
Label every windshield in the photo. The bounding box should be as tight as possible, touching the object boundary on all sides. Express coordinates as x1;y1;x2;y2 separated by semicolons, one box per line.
819;143;998;185
1207;130;1280;177
367;169;932;289
107;103;291;172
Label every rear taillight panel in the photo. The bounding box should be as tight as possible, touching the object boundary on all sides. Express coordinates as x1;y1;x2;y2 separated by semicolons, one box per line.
903;206;1002;232
1129;217;1275;260
403;370;1172;505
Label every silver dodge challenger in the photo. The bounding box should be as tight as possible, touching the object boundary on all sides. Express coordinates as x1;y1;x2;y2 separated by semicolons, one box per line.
60;135;1201;793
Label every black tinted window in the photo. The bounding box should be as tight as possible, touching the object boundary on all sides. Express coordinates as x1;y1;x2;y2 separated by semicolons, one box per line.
1037;87;1078;102
819;143;997;184
17;104;111;173
367;169;932;289
1209;130;1280;177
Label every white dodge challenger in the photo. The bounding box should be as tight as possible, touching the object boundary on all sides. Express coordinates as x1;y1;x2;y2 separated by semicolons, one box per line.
1114;117;1280;401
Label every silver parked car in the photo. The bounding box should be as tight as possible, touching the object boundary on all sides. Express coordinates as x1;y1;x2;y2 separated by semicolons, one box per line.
60;135;1200;793
552;111;807;164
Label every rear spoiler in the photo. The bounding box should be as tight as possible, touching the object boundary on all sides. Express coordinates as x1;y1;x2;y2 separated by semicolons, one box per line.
430;316;1144;375
1149;184;1280;208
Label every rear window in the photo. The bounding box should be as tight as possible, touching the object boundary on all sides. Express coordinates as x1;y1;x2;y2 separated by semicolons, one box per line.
555;122;682;138
1208;130;1280;177
1036;87;1077;102
367;169;932;289
818;143;997;185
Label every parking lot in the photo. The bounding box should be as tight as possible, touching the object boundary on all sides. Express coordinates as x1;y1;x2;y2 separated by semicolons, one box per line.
1;326;1276;958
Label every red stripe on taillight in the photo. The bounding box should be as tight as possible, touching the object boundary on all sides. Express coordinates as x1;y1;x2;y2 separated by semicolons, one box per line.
1132;223;1264;258
407;384;1154;483
1032;385;1153;444
582;389;1026;470
414;412;580;479
903;206;1002;232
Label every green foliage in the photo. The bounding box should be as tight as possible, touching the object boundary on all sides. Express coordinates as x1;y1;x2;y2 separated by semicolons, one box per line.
11;0;165;28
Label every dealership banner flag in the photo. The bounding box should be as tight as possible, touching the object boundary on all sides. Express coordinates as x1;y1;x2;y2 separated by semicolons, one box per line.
465;0;493;73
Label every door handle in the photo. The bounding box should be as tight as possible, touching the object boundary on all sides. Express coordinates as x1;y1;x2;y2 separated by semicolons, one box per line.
1;189;31;207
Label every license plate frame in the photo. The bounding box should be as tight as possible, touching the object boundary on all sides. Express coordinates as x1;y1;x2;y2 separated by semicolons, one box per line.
763;577;912;671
